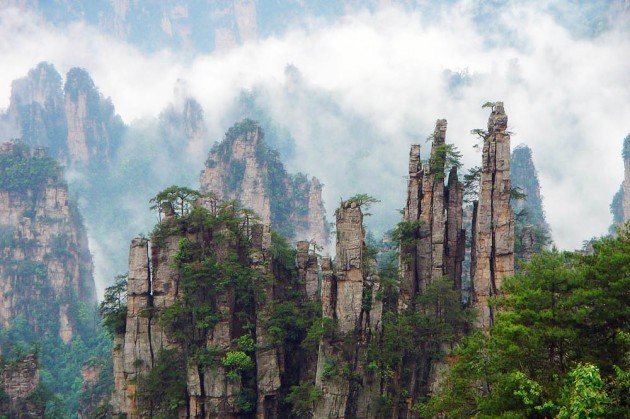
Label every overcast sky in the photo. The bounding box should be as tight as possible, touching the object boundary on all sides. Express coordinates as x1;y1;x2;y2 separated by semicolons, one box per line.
1;1;629;255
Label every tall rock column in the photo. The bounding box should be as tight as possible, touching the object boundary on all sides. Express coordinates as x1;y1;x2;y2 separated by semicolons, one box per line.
400;120;464;306
622;135;630;222
297;240;320;302
397;120;465;406
471;102;514;329
314;201;382;418
446;167;466;296
113;238;152;417
252;224;282;418
400;144;423;308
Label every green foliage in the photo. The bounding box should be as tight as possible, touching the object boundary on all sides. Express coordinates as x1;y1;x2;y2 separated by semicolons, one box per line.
222;350;254;380
149;185;201;219
623;134;630;160
285;383;322;417
137;349;187;417
463;165;482;202
430;143;463;180
226;159;246;191
225;119;260;144
0;225;15;247
610;185;625;226
391;220;423;253
558;363;610;418
342;193;380;214
99;274;128;335
0;142;62;192
421;226;630;417
510;186;527;200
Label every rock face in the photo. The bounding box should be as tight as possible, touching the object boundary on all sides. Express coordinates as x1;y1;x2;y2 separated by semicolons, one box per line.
400;120;465;307
4;62;124;167
314;200;382;419
0;353;44;417
511;144;550;265
200;120;329;246
111;197;312;418
623;135;630;222
0;141;96;343
159;96;206;156
397;120;465;406
611;134;630;229
471;102;514;329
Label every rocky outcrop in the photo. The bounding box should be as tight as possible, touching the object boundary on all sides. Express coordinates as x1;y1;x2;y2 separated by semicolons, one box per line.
200;120;329;246
511;144;550;266
396;120;465;408
623;135;630;222
78;358;111;419
471;102;514;329
251;224;282;418
159;95;206;156
511;145;546;228
611;134;630;229
0;353;44;417
297;240;320;302
112;196;312;418
400;120;465;307
0;141;96;343
3;63;124;167
314;200;382;418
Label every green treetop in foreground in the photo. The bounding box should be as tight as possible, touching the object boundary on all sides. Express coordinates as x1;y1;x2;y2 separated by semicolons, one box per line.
420;224;630;417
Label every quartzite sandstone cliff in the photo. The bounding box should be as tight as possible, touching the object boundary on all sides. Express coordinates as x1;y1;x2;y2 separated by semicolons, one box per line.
4;62;124;167
200;120;329;247
471;102;514;329
0;141;96;343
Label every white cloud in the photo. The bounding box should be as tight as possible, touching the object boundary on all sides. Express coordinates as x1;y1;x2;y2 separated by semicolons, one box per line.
0;1;629;291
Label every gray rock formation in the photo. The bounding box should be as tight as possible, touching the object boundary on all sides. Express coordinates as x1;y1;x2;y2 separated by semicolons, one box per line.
471;102;514;329
0;141;96;343
314;200;382;418
0;353;43;417
400;120;465;306
3;63;124;167
200;120;329;246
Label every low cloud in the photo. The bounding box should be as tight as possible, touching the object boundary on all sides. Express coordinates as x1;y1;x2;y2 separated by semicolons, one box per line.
0;2;629;295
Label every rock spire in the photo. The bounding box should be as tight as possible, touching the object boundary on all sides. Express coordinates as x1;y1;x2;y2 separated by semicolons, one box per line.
471;102;514;329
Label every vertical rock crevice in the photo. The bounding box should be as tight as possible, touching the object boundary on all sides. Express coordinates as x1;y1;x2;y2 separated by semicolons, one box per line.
314;200;382;418
471;102;514;329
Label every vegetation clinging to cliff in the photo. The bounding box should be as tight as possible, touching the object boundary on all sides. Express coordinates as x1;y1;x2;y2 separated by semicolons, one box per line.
0;142;63;191
420;224;630;417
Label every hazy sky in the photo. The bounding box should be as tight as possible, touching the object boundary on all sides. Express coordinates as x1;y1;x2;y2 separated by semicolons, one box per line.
1;1;629;257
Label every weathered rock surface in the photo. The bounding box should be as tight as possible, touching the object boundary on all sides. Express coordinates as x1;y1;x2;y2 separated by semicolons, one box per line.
611;134;630;229
0;352;43;417
200;120;329;246
314;201;382;419
3;62;124;167
471;102;514;329
400;120;465;306
0;141;96;343
397;120;465;408
511;144;550;266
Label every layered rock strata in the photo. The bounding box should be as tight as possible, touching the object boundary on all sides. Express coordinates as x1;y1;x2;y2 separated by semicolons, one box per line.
0;141;96;343
200;120;329;246
623;135;630;222
112;196;315;418
400;120;465;307
398;120;465;407
4;62;124;166
471;102;514;329
314;201;382;418
0;353;43;417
